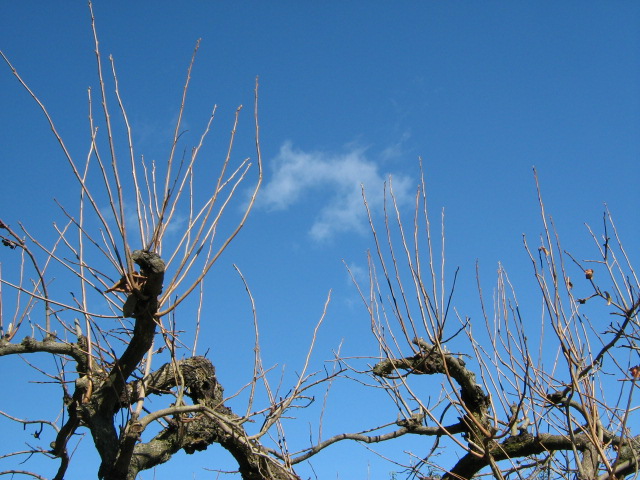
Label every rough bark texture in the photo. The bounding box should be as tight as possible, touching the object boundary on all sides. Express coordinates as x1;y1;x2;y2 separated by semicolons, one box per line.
2;251;301;480
372;338;640;480
374;337;492;455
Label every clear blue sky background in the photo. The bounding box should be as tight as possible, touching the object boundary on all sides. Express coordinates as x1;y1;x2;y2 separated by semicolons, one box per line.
1;2;639;479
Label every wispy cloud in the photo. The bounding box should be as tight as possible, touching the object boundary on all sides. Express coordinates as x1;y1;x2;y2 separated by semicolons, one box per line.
258;142;413;241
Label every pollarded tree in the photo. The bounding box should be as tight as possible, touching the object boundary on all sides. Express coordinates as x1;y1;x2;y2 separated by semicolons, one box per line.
0;4;332;480
339;173;640;480
1;5;639;480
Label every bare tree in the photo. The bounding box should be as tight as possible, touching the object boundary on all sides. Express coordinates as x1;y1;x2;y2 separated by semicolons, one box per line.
233;165;637;479
1;5;639;480
326;170;640;480
0;4;334;480
274;168;640;480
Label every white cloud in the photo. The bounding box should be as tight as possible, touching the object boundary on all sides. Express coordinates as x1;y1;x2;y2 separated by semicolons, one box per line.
258;142;413;241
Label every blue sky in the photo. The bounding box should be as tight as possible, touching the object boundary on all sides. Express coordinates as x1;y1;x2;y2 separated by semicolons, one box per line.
1;2;639;479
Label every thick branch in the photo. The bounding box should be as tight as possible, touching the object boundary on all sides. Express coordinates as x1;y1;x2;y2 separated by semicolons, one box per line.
0;336;87;366
122;356;300;480
374;339;490;428
444;432;640;480
102;250;165;403
374;338;489;414
85;251;165;480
